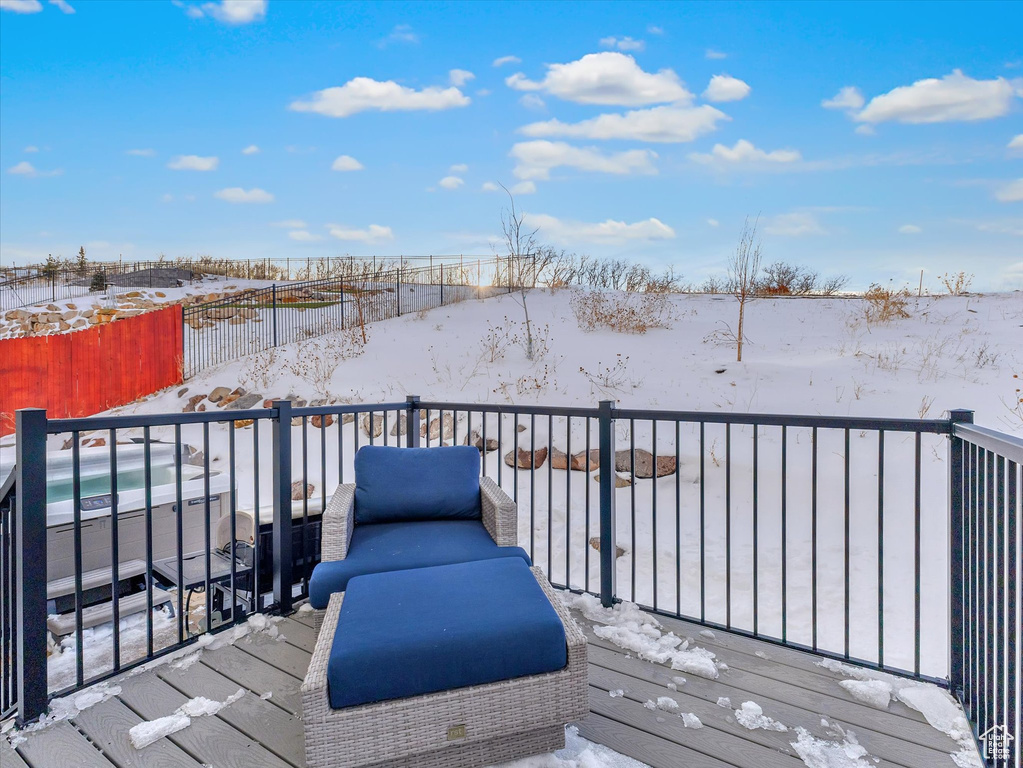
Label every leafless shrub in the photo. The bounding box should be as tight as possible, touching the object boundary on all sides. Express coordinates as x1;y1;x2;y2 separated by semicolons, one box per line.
286;326;368;398
579;354;634;394
939;271;974;296
570;290;676;334
756;261;849;296
1000;372;1023;428
863;283;911;324
241;346;281;390
729;216;762;361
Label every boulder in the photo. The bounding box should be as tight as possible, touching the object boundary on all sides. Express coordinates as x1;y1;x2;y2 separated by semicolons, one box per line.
219;387;248;407
552;448;601;472
61;310;77;321
207;386;231;404
614;449;676;478
588;536;627;559
183;394;207;413
341;413;355;425
421;414;456;441
362;413;384;438
228;316;246;325
464;430;499;453
177;387;189;397
389;414;407;436
291;482;315;501
516;424;527;433
311;414;335;429
226;393;263;410
234;419;254;429
504;446;548;469
593;473;632;488
66;304;77;310
206;307;237;320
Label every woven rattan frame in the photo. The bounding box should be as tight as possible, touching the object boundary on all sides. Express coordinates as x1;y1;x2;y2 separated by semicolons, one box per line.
302;567;587;768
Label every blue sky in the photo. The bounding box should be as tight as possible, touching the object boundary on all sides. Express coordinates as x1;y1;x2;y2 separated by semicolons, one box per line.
1;0;1021;289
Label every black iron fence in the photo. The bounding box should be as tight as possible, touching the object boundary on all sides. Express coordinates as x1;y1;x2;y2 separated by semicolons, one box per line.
182;257;515;377
3;399;1019;766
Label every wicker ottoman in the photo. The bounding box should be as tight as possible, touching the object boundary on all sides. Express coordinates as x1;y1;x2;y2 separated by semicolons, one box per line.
301;562;587;768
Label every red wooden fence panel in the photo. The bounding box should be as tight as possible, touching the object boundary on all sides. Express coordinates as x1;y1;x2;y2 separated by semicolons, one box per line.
0;305;183;435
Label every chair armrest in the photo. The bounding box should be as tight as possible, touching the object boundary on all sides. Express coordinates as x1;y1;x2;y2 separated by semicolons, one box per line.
480;476;518;547
321;484;355;561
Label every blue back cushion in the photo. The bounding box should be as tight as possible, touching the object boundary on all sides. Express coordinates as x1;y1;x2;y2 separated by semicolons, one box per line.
327;558;567;709
354;445;481;524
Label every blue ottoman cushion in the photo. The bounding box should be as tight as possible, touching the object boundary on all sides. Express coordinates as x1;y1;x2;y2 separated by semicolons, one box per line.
308;520;530;609
354;445;481;525
326;558;567;709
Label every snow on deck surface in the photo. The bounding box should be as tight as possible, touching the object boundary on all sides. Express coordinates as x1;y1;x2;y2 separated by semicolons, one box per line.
2;601;979;768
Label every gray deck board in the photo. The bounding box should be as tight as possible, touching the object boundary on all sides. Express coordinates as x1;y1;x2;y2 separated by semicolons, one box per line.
6;602;975;768
2;737;31;768
13;721;115;768
71;695;204;768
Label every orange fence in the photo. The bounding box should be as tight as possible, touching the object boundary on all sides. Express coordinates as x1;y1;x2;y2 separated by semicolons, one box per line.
0;306;183;436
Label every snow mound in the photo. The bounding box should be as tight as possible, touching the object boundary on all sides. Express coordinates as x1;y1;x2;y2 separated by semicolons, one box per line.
717;696;731;708
791;726;871;768
735;701;788;732
681;713;703;729
492;724;651;767
608;689;624;698
653;697;679;712
129;689;245;749
567;593;723;679
838;679;891;709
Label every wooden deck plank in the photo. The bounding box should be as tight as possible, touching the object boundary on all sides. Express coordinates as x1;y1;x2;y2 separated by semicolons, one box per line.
582;626;954;751
72;695;204;768
286;606;318;630
1;738;31;768
587;686;801;768
13;721;116;768
235;631;312;680
115;673;293;768
576;711;736;768
198;645;304;715
277;617;317;653
157;660;305;767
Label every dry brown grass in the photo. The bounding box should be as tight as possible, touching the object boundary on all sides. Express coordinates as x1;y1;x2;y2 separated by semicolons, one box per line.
570;290;675;334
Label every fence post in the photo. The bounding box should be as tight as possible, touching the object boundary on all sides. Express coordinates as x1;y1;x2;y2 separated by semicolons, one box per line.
598;400;617;608
440;263;444;305
272;399;294;613
16;407;48;724
406;396;421;448
948;408;974;699
272;284;278;347
396;268;401;316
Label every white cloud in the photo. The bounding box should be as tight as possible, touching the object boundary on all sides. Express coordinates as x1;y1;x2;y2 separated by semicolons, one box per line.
1009;134;1023;150
519;94;546;110
0;0;42;13
271;219;307;228
167;154;219;171
331;154;364;172
703;74;751;102
505;52;691;106
438;176;464;190
215;187;274;203
189;0;267;24
519;104;727;143
48;0;73;12
647;25;663;35
510;181;536;195
289;230;323;242
449;163;468;173
7;161;61;177
994;179;1023;202
975;219;1023;236
707;218;720;227
241;144;260;155
510;140;657;180
379;24;418;46
161;193;174;203
476;88;491;97
126;148;156;156
449;69;475;87
764;212;826;236
690;139;801;165
599;36;645;52
481;181;500;192
705;49;727;60
327;223;394;243
822;86;865;111
855;70;1021;124
523;212;675;243
289;78;470;118
854;124;876;136
24;145;38;152
493;55;521;67
898;224;922;234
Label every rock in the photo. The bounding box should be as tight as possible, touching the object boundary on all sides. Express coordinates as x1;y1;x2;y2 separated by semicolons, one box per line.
389;414;408;436
61;310;77;321
208;386;231;403
197;403;206;411
177;387;189;397
81;309;94;318
614;449;676;478
504;446;548;469
517;424;527;433
588;536;627;559
66;304;77;310
551;447;569;470
58;321;70;331
421;414;457;441
87;315;101;325
594;473;632;488
238;307;258;319
46;304;59;311
464;430;500;453
291;417;303;427
72;319;87;328
311;414;335;429
362;413;384;438
291;482;315;501
183;394;206;413
234;419;254;429
226;393;263;410
155;292;166;298
572;450;600;472
228;316;246;325
341;413;355;425
82;437;106;448
206;307;237;320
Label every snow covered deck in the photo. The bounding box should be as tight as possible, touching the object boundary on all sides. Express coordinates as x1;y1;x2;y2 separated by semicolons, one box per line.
3;603;972;768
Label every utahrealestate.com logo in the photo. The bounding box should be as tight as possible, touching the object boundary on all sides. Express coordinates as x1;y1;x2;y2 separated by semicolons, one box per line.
980;724;1014;763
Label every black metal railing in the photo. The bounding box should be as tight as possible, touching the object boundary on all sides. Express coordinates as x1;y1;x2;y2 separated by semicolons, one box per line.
951;420;1021;768
182;257;514;377
0;468;17;720
4;398;1019;768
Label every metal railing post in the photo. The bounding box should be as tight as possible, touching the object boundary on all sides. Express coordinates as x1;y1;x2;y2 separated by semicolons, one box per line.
272;284;279;347
272;399;293;613
440;263;444;306
598;400;617;608
15;407;48;724
948;408;974;699
396;268;401;316
406;396;421;448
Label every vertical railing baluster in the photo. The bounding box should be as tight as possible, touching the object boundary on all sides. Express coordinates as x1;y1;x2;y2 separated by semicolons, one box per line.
272;400;294;613
877;430;885;669
598;401;616;608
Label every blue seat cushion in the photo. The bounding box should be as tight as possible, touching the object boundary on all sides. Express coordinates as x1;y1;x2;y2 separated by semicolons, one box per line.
326;558;567;709
308;520;530;609
354;445;481;525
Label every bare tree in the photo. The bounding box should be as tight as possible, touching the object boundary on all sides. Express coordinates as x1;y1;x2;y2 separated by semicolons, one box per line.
728;216;763;362
499;185;540;360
